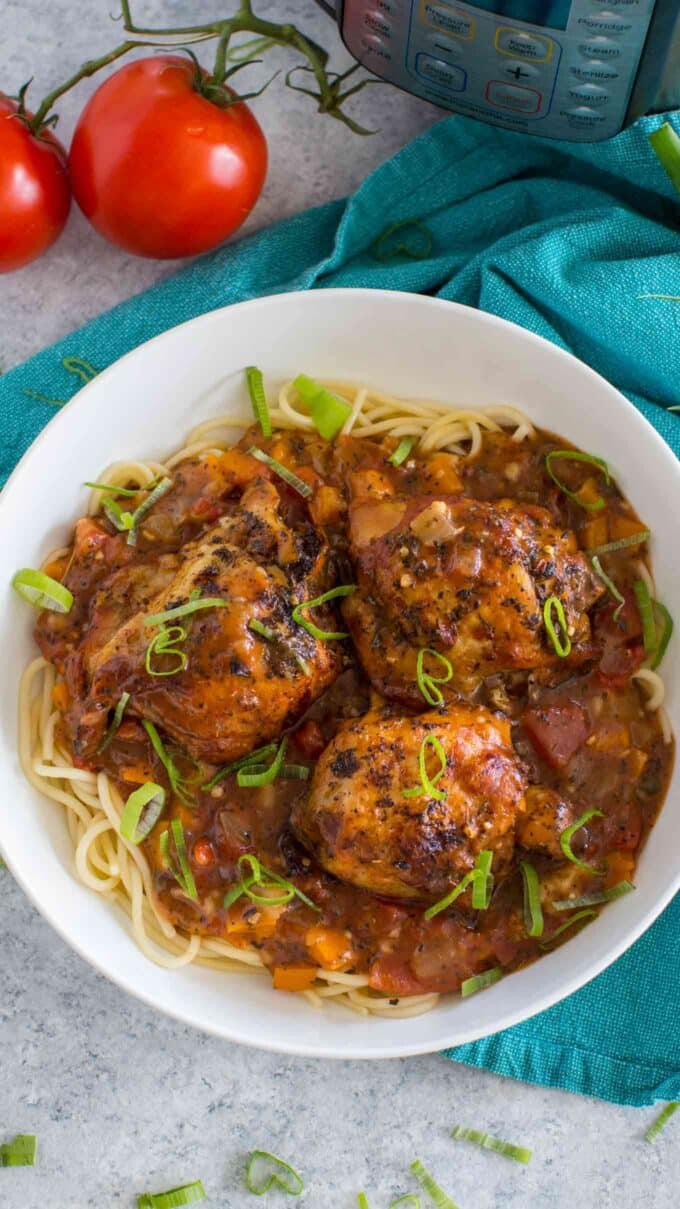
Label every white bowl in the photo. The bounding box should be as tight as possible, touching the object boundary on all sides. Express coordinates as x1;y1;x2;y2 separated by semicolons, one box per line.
1;288;677;1058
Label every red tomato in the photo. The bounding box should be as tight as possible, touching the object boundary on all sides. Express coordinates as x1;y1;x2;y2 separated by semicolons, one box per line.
0;97;71;272
522;701;590;769
68;57;267;259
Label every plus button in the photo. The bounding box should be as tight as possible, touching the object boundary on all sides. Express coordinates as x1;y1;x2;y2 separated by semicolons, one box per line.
506;64;531;80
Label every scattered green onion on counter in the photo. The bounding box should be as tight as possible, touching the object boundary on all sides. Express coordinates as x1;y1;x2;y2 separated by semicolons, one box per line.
520;860;544;938
292;584;357;641
246;366;272;438
389;1197;421;1208
248;446;312;497
648;121;680;195
409;1159;459;1209
11;569;74;614
645;1101;680;1142
461;967;503;998
137;1179;206;1207
388;437;415;466
450;1124;532;1164
559;809;604;875
590;555;625;622
245;1149;304;1196
159;818;198;901
403;734;447;802
357;1194;370;1208
545;450;611;512
416;648;453;707
552;880;634;910
97;691;131;753
0;1134;37;1167
120;782;166;845
293;374;352;440
543;595;571;658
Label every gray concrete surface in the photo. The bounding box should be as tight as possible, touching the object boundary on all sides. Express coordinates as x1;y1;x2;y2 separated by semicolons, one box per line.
1;2;678;1206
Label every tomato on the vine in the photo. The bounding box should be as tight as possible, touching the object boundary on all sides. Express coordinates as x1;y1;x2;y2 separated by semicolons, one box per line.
0;97;71;273
68;56;268;259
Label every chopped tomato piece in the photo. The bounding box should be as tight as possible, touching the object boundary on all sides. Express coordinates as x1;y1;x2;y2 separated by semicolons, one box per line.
368;954;428;997
294;720;326;760
192;496;222;522
522;701;590;769
597;642;644;690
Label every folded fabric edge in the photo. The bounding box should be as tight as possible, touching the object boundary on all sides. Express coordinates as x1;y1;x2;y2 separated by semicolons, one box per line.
442;1033;680;1107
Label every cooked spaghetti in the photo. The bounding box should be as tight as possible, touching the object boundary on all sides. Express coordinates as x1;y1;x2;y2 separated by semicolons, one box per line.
16;375;674;1017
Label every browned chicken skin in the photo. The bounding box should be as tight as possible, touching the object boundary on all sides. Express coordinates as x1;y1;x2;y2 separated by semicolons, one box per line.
342;480;604;704
62;477;342;763
292;703;528;901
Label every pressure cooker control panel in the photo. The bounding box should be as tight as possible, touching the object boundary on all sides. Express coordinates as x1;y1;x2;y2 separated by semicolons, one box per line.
340;0;656;141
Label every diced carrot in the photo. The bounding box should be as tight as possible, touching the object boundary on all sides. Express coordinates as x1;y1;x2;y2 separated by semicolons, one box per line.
421;452;463;493
582;515;608;550
120;763;155;784
610;515;649;541
225;901;283;939
272;965;317;992
605;850;635;888
43;558;67;582
305;925;355;971
309;484;345;527
575;476;605;508
51;682;69;712
586;723;631;753
626;748;648;779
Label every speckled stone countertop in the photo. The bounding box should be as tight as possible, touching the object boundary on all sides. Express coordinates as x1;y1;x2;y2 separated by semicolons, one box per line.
2;3;679;1206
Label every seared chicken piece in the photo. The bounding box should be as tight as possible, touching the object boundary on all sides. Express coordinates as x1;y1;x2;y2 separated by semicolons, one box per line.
292;704;527;901
70;477;342;763
343;487;603;702
515;786;580;859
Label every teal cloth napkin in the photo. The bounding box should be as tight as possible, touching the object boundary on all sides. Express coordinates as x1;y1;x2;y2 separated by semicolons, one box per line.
2;111;679;1105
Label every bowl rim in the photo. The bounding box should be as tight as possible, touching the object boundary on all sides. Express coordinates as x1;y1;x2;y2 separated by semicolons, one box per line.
2;286;678;1059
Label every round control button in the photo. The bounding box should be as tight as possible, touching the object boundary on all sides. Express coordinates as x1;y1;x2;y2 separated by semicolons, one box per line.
359;33;392;58
565;105;606;123
568;82;609;104
579;37;622;59
375;0;401;13
578;11;633;33
570;59;619;83
364;10;392;36
496;29;553;60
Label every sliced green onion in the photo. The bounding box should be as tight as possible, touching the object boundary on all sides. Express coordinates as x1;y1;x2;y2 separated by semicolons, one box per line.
388;437;415;466
137;1180;206;1208
645;1101;679;1142
248;446;312;498
63;355;98;384
389;1198;421;1208
357;1196;370;1209
409;1159;458;1209
279;764;310;780
403;734;447;802
246;366;271;439
559;809;604;875
145;625;188;677
471;850;494;910
451;1124;532;1164
652;601;673;670
203;743;279;792
249;618;277;641
461;967;503;997
591;555;625;621
102;495;134;532
552;880;634;910
97;692;131;753
373;219;434;262
142;720;195;806
144;597;228;628
539;908;598;949
648;121;680;195
587;529;650;556
237;737;288;787
633;578;657;660
416;648;453;707
160;819;198;900
12;568;74;614
546;450;611;512
543;595;571;657
84;481;140;497
224;853;319;913
245;1149;304;1196
293;374;352;440
127;476;173;546
0;1134;37;1167
291;584;357;641
424;871;475;920
120;782;166;844
520;861;543;937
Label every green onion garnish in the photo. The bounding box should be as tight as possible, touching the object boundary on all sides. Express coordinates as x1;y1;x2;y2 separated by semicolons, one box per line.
279;764;310;781
587;529;650;556
357;1195;370;1208
409;1159;458;1209
293;374;352;440
645;1101;679;1142
84;481;140;497
97;692;131;753
145;625;188;677
543;595;571;657
126;476;173;546
591;555;625;621
245;1150;304;1196
403;734;447;802
246;366;272;439
291;584;357;641
248;446;312;498
0;1134;37;1167
652;601;673;670
633;578;657;660
388;437;415;467
224;853;319;912
101;494;134;533
137;1180;207;1208
416;648;453;707
520;861;543;938
249;618;277;641
202;743;279;792
559;809;604;875
424;870;474;920
237;737;288;787
120;782;166;844
461;967;503;997
539;908;598;949
552;880;634;910
389;1198;421;1208
373;219;434;262
471;850;494;910
142;720;195;806
648;121;680;195
159;818;197;901
144;597;228;628
12;568;74;614
545;450;611;512
451;1124;532;1164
